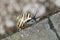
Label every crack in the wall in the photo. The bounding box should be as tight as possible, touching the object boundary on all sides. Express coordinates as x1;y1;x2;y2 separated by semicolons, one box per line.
37;9;60;40
48;16;60;40
46;9;60;40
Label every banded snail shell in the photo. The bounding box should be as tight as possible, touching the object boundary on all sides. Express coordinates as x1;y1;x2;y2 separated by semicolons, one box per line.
16;13;32;29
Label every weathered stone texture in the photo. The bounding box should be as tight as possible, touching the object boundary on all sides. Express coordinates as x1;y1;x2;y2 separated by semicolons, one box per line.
50;12;60;37
2;19;58;40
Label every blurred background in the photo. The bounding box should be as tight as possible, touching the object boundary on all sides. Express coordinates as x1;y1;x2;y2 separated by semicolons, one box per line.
0;0;60;40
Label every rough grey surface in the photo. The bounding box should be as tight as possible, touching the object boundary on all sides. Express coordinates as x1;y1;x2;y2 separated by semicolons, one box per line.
2;19;58;40
2;36;12;40
0;0;60;40
50;12;60;37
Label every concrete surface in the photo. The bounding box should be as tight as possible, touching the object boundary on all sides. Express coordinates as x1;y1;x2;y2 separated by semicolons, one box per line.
50;12;60;38
2;19;58;40
0;0;60;40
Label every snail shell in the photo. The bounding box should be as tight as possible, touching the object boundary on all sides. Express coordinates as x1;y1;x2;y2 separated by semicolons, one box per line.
16;13;32;29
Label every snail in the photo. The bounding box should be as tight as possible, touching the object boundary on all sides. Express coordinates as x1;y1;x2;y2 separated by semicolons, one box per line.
16;13;40;29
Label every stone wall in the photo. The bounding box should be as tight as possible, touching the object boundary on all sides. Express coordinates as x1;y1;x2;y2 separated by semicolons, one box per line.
0;0;60;40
